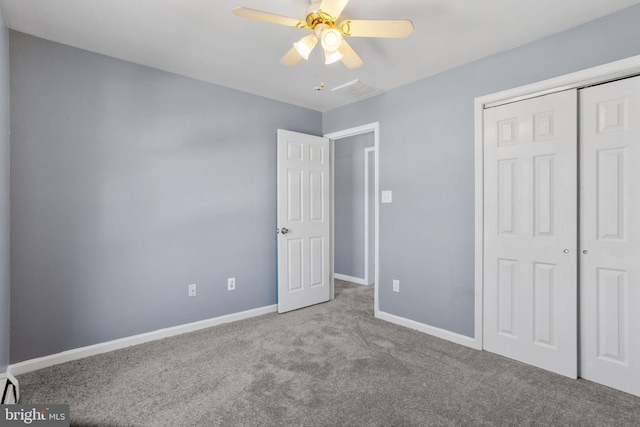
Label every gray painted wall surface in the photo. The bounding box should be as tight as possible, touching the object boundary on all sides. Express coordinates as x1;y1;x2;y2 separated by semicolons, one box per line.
334;133;373;279
10;32;321;363
8;4;640;364
323;4;640;338
0;5;9;373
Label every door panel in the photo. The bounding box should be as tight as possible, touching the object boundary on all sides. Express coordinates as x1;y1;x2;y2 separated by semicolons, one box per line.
497;258;517;336
533;155;555;236
277;130;331;313
483;90;578;378
580;75;640;397
533;262;556;347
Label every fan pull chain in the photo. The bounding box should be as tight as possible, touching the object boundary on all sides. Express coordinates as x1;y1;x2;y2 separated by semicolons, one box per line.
313;52;327;92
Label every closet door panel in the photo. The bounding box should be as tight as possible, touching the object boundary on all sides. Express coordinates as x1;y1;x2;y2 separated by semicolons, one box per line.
580;75;640;397
483;89;578;378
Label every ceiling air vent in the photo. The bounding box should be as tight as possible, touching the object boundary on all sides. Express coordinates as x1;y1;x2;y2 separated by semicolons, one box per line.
331;79;382;100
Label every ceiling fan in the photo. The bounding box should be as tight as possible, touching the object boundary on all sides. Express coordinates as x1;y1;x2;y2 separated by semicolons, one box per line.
232;0;414;69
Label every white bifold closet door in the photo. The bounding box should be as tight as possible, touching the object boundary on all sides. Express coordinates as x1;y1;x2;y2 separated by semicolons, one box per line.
483;75;640;396
483;90;578;378
579;76;640;397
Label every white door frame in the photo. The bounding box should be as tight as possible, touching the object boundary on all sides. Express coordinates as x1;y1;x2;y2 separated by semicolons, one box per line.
474;54;640;350
325;122;380;315
364;146;376;286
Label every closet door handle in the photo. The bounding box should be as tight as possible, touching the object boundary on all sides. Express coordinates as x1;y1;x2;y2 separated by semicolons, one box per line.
563;249;570;254
583;250;588;255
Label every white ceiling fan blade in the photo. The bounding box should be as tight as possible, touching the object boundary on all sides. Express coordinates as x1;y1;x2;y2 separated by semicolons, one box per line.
338;40;363;69
319;0;350;19
232;7;306;28
340;19;414;38
280;46;303;66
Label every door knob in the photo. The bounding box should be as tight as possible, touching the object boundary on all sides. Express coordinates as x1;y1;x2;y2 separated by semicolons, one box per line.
280;227;289;235
583;250;588;255
563;249;569;254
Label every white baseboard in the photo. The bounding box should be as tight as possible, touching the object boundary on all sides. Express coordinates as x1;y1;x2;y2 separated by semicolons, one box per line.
9;304;278;376
334;273;367;285
376;310;481;350
1;372;19;404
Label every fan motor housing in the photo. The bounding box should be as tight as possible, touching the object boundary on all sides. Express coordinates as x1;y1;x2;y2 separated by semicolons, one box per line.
305;10;337;30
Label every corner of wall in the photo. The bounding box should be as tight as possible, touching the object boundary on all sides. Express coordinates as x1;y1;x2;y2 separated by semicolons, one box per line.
0;0;11;377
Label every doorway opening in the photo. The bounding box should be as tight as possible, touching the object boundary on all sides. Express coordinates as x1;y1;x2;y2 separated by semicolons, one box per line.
325;122;380;315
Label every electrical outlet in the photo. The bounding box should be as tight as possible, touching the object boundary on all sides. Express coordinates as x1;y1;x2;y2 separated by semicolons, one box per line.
188;283;197;297
227;277;236;291
393;280;400;293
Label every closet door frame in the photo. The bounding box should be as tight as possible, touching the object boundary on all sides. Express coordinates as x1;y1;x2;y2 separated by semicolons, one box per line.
473;54;640;350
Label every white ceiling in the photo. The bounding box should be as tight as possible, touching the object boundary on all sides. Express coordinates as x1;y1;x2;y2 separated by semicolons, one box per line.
1;0;639;112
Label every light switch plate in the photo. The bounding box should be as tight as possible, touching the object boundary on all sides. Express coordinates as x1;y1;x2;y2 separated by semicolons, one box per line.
381;190;393;203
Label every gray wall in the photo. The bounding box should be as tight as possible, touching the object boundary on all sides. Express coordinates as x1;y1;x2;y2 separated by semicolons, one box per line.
9;32;321;363
8;4;640;364
323;4;640;338
0;4;10;373
334;133;374;279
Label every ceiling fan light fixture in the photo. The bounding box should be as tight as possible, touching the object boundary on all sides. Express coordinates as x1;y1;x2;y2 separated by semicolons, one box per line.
321;28;342;52
324;49;343;65
233;1;414;69
294;34;318;60
306;1;322;15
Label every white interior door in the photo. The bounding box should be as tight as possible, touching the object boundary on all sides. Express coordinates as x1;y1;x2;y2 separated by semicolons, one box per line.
579;75;640;396
277;129;331;313
483;90;578;377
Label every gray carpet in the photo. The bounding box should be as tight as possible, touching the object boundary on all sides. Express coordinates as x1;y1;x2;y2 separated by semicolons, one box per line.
16;280;640;426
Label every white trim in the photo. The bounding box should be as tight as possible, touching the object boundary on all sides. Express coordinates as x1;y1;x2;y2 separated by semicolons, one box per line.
325;122;380;315
364;147;375;286
474;54;640;352
324;122;379;141
479;54;640;109
376;311;479;350
334;273;367;286
474;97;485;351
9;304;277;376
330;139;335;301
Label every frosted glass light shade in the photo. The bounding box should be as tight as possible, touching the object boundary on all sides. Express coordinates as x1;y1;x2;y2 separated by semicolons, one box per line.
324;49;343;64
294;34;318;60
321;28;342;52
